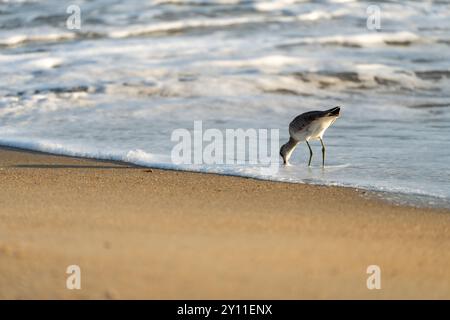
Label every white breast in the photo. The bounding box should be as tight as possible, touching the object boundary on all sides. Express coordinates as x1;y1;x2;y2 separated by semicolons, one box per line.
291;116;337;141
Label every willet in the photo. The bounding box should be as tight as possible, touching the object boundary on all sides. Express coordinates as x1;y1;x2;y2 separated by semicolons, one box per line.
280;107;340;166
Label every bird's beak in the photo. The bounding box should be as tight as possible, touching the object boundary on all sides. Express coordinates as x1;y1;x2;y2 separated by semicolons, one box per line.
280;153;287;165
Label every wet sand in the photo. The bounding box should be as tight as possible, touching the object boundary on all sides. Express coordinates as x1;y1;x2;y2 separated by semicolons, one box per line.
0;146;449;299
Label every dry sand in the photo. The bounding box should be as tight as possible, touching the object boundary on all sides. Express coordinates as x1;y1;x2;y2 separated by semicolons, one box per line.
0;146;449;299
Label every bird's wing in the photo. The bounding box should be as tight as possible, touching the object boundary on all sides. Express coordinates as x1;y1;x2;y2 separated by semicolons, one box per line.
289;111;325;132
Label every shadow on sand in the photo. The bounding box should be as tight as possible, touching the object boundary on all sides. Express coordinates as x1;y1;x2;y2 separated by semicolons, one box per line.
14;164;137;169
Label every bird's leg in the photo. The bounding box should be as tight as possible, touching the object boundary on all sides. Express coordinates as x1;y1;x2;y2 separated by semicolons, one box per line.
319;137;325;167
306;140;313;166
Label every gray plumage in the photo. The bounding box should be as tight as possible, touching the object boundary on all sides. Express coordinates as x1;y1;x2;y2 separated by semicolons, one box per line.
289;110;327;133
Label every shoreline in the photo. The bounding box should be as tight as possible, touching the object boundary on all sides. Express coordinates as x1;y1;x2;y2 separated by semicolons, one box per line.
0;146;449;299
0;143;447;211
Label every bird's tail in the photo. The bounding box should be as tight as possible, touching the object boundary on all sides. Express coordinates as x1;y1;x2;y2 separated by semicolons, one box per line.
325;106;340;117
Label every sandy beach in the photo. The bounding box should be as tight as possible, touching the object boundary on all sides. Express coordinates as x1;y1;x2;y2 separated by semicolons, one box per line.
0;145;449;299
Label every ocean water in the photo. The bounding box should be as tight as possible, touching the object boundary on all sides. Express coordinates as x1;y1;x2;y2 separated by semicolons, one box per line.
0;0;450;208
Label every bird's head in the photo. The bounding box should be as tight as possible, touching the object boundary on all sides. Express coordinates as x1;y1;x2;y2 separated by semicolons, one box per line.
280;138;297;165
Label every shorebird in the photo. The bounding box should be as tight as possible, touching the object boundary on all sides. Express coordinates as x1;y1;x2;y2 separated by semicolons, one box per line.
280;107;340;166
